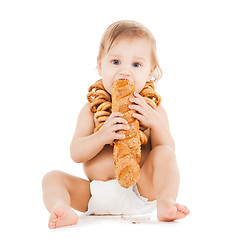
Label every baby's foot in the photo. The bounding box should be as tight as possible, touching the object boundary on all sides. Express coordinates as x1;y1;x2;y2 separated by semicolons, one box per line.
48;205;79;229
157;198;190;222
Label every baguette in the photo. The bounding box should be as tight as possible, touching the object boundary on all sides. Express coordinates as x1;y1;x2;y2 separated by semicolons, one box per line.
112;79;141;188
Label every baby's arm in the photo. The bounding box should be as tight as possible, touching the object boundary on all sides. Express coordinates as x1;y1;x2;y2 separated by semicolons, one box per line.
70;103;105;163
70;103;128;163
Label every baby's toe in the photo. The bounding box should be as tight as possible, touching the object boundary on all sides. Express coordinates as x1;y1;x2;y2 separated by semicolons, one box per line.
182;207;190;215
185;208;190;215
176;204;190;215
175;203;185;212
48;213;58;229
50;217;58;223
182;206;189;214
48;220;56;229
50;212;57;219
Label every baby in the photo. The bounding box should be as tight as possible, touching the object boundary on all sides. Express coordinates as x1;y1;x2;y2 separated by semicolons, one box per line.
42;20;190;229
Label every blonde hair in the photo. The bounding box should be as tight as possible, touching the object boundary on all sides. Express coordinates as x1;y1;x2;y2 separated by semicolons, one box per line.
98;20;162;84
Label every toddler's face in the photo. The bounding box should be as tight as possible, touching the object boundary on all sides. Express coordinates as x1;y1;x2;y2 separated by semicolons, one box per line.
97;37;155;94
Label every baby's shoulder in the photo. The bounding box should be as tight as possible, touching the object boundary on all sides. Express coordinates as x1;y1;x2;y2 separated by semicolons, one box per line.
80;102;94;117
72;102;95;139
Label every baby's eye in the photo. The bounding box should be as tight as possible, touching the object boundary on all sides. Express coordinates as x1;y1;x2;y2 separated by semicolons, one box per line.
132;62;141;68
112;60;120;65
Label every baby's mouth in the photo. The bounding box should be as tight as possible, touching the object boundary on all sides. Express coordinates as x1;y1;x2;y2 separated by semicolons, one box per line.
118;78;128;81
111;79;135;95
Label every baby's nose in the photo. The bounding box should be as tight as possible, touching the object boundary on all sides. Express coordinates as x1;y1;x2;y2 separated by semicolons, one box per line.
119;69;131;77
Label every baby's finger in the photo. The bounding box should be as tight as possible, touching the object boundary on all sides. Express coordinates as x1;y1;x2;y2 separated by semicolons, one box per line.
113;117;128;125
129;97;142;106
112;123;129;131
112;112;124;117
115;133;126;140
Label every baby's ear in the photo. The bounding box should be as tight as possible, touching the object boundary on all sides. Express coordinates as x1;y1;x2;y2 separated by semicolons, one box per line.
97;57;102;76
148;65;156;80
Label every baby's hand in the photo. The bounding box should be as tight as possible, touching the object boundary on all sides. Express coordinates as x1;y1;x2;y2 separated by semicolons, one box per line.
98;112;129;145
129;92;159;129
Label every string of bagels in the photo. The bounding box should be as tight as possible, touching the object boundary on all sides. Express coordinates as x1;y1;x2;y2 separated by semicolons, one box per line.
87;79;161;145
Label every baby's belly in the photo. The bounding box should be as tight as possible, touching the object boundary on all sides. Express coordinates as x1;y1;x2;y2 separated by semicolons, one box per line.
83;143;151;182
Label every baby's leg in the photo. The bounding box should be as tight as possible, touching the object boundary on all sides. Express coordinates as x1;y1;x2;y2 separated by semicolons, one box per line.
137;145;190;221
42;170;91;228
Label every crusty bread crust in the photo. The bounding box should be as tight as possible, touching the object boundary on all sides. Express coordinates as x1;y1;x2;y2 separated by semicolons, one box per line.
112;80;141;188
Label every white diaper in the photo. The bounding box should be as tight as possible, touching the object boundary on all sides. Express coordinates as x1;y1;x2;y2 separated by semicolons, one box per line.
85;179;157;215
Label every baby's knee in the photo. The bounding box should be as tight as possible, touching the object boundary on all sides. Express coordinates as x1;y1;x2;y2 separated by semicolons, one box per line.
152;145;175;157
42;170;64;187
151;145;176;165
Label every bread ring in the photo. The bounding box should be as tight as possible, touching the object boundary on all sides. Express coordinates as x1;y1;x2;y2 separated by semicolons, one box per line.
139;130;148;145
140;82;161;106
87;92;95;103
88;79;105;92
95;110;111;119
95;89;111;101
145;81;155;89
97;115;109;123
94;122;104;132
89;98;106;113
143;97;157;109
97;101;112;112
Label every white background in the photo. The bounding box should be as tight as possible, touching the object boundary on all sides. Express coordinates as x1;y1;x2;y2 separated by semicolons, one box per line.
1;0;239;239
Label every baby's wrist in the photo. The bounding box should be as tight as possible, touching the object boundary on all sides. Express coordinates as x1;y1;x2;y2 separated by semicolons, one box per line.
95;129;107;146
150;113;163;130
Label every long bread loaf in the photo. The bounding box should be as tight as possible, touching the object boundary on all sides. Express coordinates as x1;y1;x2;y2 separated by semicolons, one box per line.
112;79;141;188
